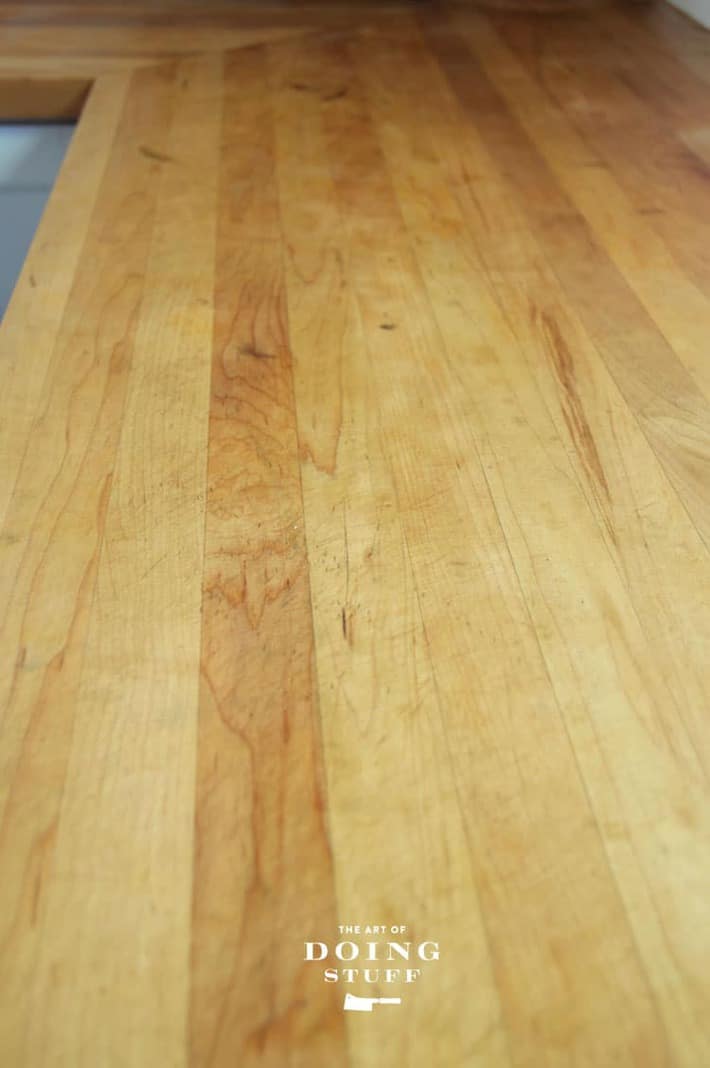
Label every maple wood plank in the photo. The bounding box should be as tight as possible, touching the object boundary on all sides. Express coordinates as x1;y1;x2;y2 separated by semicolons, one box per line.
431;15;710;552
0;59;178;1063
26;53;222;1068
455;13;710;404
190;46;346;1068
271;35;507;1068
357;26;710;1065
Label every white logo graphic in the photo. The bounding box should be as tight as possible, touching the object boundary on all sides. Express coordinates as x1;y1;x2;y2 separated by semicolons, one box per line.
344;994;402;1012
303;923;440;1011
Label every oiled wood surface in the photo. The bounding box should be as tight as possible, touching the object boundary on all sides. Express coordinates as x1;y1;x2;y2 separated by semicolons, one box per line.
1;3;709;1066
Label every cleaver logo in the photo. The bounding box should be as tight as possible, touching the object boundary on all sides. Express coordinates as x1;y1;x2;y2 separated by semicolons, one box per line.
344;993;402;1012
304;923;440;1010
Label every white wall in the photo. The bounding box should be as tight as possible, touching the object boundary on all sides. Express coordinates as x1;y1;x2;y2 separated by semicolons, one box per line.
667;0;710;29
0;124;74;316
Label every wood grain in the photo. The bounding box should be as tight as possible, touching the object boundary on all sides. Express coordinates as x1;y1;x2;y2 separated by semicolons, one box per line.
271;36;506;1068
0;69;128;530
493;13;710;292
429;14;710;552
1;3;710;1067
0;59;177;1063
460;12;710;404
27;52;221;1068
357;26;710;1063
275;28;677;1066
191;45;345;1068
0;74;89;117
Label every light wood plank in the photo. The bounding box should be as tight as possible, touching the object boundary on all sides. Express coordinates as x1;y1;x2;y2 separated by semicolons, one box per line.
358;25;710;1065
0;60;175;1063
270;37;508;1068
606;5;710;101
455;13;710;405
271;30;669;1068
20;55;219;1068
0;70;129;528
430;16;710;552
494;14;710;297
408;19;710;762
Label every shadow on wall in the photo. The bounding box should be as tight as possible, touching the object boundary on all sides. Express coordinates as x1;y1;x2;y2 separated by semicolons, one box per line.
0;123;74;317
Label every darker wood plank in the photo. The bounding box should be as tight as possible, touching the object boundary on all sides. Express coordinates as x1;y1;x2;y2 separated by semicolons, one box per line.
0;74;89;117
190;45;347;1068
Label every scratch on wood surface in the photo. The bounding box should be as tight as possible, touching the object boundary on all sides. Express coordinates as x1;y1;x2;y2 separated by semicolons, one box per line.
139;144;175;164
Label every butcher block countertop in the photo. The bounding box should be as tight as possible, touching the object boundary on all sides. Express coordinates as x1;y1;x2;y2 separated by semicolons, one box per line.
2;1;710;1065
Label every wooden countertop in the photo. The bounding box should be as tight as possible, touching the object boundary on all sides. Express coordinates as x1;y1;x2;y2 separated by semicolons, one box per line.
1;2;710;1065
